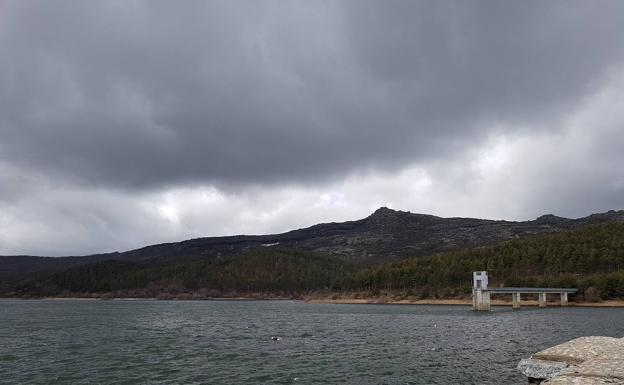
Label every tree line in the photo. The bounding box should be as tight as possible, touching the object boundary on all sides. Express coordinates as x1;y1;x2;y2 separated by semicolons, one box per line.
10;223;624;300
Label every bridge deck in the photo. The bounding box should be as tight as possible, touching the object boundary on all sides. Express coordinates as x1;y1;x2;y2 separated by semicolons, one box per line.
486;287;577;294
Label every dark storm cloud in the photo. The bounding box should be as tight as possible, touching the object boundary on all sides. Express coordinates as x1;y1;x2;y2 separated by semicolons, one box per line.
3;0;624;256
2;0;623;189
344;1;624;126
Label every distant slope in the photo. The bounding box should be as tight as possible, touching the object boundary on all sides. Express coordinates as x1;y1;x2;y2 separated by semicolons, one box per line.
80;208;624;264
2;207;624;277
12;249;353;297
351;222;624;299
9;223;624;300
0;253;118;293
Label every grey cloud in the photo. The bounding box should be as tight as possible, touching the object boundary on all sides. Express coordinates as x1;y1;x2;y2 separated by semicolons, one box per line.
2;1;624;190
3;1;624;256
344;1;624;127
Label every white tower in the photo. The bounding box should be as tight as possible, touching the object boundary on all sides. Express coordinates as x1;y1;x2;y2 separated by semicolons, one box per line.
472;271;490;310
473;271;488;290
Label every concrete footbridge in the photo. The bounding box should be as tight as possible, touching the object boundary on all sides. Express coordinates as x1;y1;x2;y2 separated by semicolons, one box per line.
472;271;577;311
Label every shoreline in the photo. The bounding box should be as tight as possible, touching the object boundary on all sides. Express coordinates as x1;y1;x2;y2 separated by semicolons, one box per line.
2;296;624;307
305;298;624;307
0;296;294;302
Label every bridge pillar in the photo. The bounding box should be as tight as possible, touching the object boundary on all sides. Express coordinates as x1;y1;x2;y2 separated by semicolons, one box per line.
538;292;547;307
472;289;490;311
512;292;521;309
560;292;568;307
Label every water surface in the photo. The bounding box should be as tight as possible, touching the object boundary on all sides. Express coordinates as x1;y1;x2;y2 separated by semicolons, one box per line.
1;300;623;384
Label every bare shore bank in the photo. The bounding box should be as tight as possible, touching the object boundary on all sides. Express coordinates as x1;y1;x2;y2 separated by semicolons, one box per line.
304;298;624;307
3;296;624;307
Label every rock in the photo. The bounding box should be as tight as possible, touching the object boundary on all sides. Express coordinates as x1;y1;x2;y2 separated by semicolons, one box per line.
517;359;568;381
519;336;624;384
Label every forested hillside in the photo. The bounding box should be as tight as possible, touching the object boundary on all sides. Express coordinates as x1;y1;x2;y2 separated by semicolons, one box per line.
12;250;354;298
352;222;624;299
8;223;624;300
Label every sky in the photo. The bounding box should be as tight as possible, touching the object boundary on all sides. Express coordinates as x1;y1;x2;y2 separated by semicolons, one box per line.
1;0;624;256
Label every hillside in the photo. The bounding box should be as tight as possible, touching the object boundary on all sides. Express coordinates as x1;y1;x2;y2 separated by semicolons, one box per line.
12;249;354;298
102;208;624;264
7;222;624;300
351;222;624;299
3;208;624;279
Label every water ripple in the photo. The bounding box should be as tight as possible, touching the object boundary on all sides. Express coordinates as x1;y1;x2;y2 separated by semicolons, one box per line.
2;300;624;384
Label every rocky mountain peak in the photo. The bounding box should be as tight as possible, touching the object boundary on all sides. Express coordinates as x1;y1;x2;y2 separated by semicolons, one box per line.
370;206;397;216
534;214;569;223
367;207;421;223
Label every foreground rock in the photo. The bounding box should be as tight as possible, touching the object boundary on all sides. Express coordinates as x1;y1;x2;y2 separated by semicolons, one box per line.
518;336;624;384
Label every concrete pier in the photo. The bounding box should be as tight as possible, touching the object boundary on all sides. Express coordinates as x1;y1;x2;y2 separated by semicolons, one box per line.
539;292;547;308
512;292;521;309
560;292;568;307
473;289;491;311
471;272;577;311
518;336;624;384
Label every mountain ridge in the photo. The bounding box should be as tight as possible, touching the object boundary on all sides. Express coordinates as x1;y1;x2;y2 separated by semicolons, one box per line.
3;208;624;277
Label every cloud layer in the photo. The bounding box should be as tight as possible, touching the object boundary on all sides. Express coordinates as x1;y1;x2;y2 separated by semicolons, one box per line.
1;1;624;255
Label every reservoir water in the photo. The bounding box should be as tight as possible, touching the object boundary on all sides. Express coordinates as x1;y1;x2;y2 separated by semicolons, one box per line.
1;300;624;384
